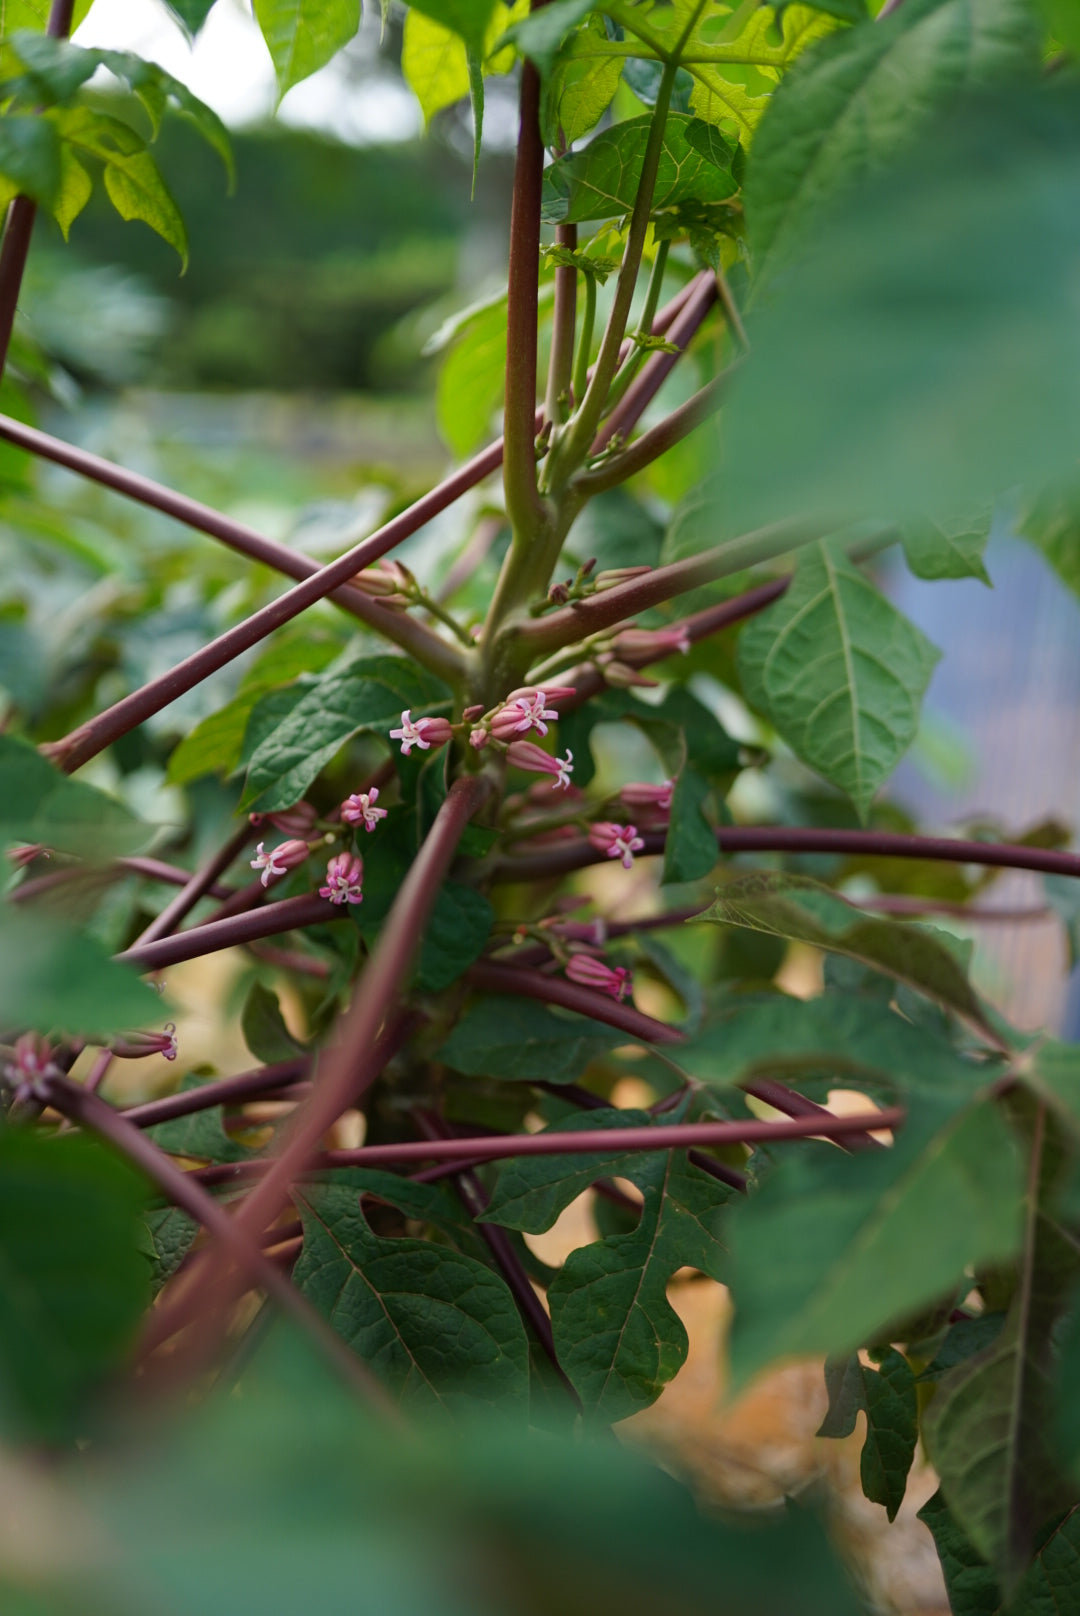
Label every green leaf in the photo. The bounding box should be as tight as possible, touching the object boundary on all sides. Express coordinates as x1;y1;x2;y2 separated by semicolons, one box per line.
415;882;494;993
0;732;149;859
167;691;262;785
82;1339;865;1616
500;0;594;78
917;1491;1002;1616
0;115;60;206
142;1204;199;1293
0;909;165;1039
434;293;507;458
0;0;92;29
559;684;738;792
818;1352;863;1437
480;1107;657;1232
858;1347;918;1522
724;1096;1024;1393
293;1180;530;1417
699;871;990;1033
924;1164;1079;1584
678;988;986;1101
745;0;1040;281
737;541;940;820
901;508;992;586
408;0;497;54
101;147;188;270
146;1077;255;1165
545;12;623;144
1015;1042;1080;1142
541;111;738;225
546;1101;734;1422
241;652;451;813
919;1313;1007;1382
52;141;91;237
1007;1509;1080;1616
663;763;717;885
0;1126;147;1441
240;982;305;1066
683;115;738;172
252;0;361;94
162;0;217;38
728;87;1080;532
436;994;624;1083
1019;474;1080;600
402;7;471;121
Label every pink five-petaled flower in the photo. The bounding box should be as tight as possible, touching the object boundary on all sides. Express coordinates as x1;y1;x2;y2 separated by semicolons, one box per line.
389;710;454;756
250;838;310;888
2;1032;59;1093
341;787;388;833
620;779;675;812
490;686;574;741
320;852;364;905
505;740;574;790
111;1023;178;1062
588;820;645;871
565;954;631;1002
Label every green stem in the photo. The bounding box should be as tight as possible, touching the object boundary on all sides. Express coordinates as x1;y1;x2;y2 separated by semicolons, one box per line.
603;238;671;416
545;222;577;425
571;271;596;410
502;59;547;546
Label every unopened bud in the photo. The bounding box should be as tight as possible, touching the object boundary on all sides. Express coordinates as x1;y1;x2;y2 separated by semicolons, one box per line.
350;559;414;606
602;659;658;689
250;802;318;836
613;626;691;660
549;583;570;605
593;566;652;592
461;705;485;722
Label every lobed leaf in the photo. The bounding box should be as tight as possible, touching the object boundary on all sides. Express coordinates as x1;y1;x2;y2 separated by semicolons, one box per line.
541;111;738;225
293;1181;530;1418
436;994;624;1083
724;1095;1023;1393
699;871;990;1032
737;541;941;820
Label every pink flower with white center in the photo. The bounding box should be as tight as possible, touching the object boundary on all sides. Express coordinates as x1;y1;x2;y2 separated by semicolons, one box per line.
565;954;631;1002
389;710;454;756
613;626;692;660
341;787;388;833
320;852;364;905
2;1032;59;1092
490;686;574;741
111;1023;178;1062
505;740;574;790
588;821;645;870
620;779;675;812
250;838;310;888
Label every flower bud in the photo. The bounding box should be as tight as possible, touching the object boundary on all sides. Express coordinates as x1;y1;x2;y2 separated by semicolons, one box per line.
600;659;658;689
620;779;675;812
593;566;652;591
249;801;318;836
612;626;691;660
461;705;485;723
110;1023;178;1061
565;954;631;1002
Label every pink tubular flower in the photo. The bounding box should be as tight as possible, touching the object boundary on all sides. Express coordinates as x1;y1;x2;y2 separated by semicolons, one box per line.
2;1032;59;1092
320;852;364;905
621;779;675;812
110;1023;178;1062
490;686;574;741
250;838;310;888
613;626;691;660
588;821;645;870
506;740;574;790
341;787;388;833
565;954;631;1002
469;726;489;750
389;710;454;756
249;802;318;837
